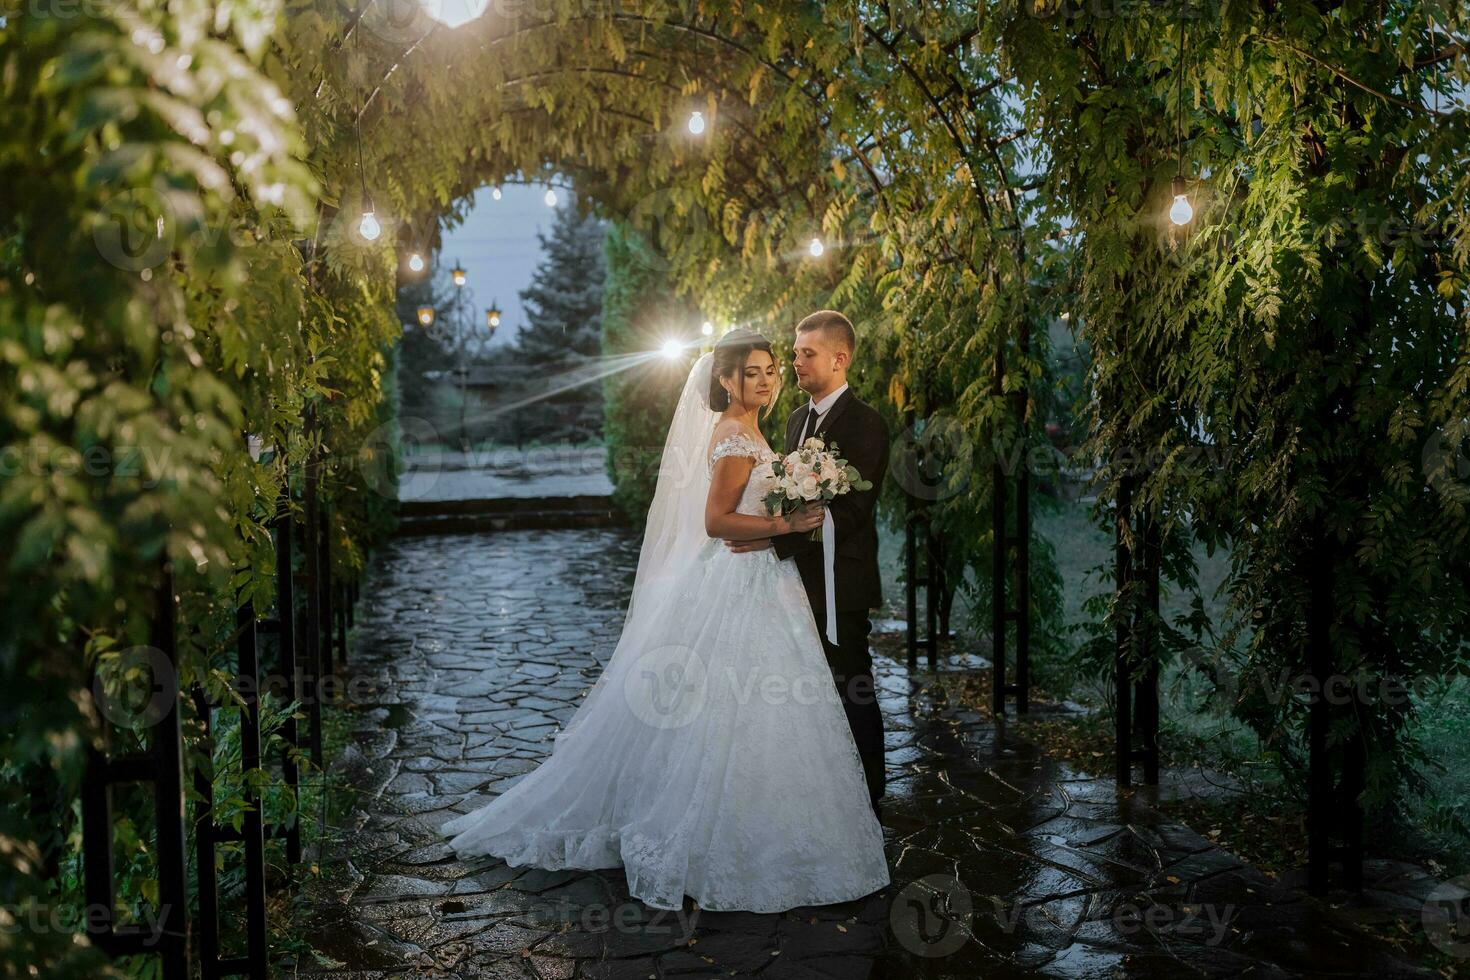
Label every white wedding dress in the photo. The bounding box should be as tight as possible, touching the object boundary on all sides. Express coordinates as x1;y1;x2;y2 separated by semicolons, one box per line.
441;353;889;913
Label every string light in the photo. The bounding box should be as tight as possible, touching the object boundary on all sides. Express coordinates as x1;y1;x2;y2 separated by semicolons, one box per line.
1169;28;1193;228
408;252;425;273
491;186;502;200
661;339;684;360
417;306;435;327
355;113;380;241
808;237;824;257
688;110;706;135
544;187;558;207
701;320;714;336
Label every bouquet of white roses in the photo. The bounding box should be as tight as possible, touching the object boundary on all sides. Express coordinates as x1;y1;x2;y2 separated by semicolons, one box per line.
764;436;873;541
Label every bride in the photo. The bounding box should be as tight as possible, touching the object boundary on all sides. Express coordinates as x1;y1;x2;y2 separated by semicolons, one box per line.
441;329;889;913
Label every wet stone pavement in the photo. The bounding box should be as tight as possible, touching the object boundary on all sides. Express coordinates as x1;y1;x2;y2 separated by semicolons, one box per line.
303;529;1432;979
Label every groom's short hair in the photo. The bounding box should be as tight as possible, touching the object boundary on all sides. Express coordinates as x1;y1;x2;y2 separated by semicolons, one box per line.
795;310;856;354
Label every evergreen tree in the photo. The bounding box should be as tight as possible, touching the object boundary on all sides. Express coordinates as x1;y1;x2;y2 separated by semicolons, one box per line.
516;200;607;363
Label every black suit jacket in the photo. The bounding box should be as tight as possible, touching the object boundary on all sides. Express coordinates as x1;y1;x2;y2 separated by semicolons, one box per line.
771;387;889;613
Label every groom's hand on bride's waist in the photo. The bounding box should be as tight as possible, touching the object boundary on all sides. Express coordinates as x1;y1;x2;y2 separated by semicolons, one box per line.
725;537;773;553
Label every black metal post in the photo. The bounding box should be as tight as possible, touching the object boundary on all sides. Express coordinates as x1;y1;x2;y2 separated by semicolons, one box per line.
992;335;1031;715
1307;535;1332;895
81;562;189;978
1137;514;1161;786
269;500;304;865
991;450;1008;716
1306;533;1363;895
302;445;325;768
318;501;335;676
924;521;938;668
1114;475;1135;787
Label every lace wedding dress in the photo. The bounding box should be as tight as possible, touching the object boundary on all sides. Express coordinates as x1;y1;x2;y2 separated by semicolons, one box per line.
441;354;889;913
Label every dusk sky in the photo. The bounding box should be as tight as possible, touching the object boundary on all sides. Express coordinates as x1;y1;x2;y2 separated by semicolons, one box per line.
436;180;568;347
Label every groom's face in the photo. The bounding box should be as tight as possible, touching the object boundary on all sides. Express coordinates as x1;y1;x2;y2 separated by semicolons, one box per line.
791;328;848;396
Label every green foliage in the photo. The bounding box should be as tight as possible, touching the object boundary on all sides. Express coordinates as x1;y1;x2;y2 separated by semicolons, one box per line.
600;220;699;525
1008;2;1470;817
1;0;399;972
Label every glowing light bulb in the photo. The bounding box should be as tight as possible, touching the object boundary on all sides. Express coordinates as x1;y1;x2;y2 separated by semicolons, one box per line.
359;210;381;241
1169;195;1193;226
661;339;683;360
408;252;425;272
1169;175;1193;226
422;0;489;28
544;188;558;207
688;111;705;135
808;237;824;257
491;186;502;200
701;320;714;336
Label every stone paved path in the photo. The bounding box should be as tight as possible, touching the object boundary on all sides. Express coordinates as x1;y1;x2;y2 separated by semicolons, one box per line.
303;529;1433;979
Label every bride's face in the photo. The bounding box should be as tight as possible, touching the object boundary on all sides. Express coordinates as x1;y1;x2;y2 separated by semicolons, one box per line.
725;349;778;410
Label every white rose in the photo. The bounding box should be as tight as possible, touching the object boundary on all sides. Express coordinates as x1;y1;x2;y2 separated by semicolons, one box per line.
799;474;819;498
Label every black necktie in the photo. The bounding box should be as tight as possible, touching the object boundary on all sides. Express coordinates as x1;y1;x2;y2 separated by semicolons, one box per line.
802;404;822;443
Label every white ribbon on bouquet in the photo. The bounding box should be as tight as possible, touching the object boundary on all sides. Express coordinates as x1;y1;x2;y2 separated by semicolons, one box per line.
822;506;838;645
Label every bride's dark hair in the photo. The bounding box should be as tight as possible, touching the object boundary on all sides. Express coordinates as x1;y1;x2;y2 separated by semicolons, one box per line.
707;328;779;416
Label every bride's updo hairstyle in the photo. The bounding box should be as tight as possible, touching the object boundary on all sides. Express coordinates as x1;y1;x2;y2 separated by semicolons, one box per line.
707;328;780;416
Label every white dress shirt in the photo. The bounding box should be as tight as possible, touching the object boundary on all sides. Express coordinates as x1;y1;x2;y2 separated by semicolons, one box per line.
802;382;849;441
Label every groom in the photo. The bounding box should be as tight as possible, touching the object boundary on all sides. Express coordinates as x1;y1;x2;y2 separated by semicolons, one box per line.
725;310;889;818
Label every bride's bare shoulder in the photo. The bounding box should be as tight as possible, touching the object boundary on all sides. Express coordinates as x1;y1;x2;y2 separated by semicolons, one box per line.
711;418;748;441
